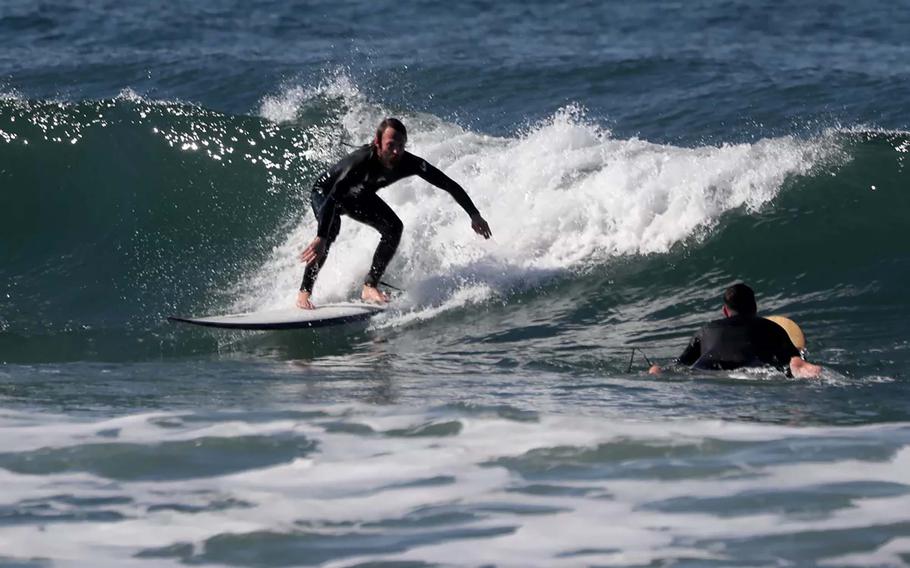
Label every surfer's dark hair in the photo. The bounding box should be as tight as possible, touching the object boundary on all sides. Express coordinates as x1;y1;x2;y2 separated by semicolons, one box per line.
375;117;407;142
724;283;757;316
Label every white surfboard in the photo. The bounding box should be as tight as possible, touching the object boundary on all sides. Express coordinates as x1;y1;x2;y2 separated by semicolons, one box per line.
168;302;386;330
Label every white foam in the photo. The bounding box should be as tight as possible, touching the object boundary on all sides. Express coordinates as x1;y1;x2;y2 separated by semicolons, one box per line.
260;72;364;125
115;87;146;103
822;536;910;567
1;406;909;566
242;76;840;321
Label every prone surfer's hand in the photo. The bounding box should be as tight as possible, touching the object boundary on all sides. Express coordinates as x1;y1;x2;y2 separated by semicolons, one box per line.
471;214;492;239
299;237;326;264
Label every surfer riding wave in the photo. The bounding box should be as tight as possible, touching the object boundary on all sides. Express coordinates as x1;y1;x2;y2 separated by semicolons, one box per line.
298;118;492;309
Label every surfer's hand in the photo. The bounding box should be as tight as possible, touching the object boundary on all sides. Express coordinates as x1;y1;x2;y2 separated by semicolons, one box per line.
648;365;662;375
471;214;492;239
300;237;326;264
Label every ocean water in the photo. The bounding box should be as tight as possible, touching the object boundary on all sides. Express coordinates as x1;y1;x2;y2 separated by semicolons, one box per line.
2;1;910;566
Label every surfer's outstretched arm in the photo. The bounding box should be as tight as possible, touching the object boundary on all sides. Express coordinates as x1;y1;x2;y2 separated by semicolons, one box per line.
415;159;492;239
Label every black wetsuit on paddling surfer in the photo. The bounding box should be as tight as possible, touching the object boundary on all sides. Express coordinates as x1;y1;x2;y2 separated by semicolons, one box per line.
648;283;822;378
298;118;492;309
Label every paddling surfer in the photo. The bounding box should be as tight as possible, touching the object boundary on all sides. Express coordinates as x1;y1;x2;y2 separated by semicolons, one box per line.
298;118;492;309
648;283;822;378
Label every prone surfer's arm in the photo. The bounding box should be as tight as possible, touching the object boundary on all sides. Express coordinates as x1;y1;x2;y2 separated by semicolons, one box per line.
676;334;702;367
649;334;702;375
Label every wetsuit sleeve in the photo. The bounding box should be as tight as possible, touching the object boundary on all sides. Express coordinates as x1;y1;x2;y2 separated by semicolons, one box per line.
312;166;342;238
410;155;480;217
312;149;366;238
676;332;702;367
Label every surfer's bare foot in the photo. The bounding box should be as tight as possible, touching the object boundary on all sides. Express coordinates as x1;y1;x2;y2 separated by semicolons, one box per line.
296;291;315;310
361;284;390;305
789;357;822;379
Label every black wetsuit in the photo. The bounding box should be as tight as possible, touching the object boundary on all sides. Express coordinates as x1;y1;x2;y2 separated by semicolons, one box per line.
300;144;480;293
676;315;800;372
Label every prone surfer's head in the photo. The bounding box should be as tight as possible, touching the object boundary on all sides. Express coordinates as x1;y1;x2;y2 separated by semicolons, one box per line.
723;283;757;317
374;117;407;168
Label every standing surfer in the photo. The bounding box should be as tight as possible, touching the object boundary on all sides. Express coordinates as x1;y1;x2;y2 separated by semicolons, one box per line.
298;118;492;309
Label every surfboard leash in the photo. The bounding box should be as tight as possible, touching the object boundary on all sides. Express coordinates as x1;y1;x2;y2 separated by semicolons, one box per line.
627;347;654;373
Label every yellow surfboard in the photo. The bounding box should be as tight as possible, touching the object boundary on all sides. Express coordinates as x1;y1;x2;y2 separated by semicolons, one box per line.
765;315;805;351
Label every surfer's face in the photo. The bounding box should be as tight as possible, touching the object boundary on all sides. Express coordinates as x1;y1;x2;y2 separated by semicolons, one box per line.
376;127;406;168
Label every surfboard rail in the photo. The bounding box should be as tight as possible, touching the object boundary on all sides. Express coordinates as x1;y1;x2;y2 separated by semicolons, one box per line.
167;302;386;330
